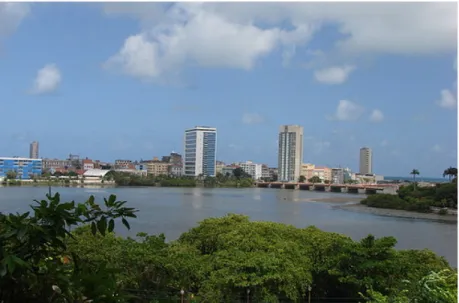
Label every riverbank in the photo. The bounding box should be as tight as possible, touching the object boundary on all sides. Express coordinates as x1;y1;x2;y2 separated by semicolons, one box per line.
334;203;457;223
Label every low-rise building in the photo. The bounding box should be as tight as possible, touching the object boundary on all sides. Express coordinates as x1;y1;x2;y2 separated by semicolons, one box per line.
222;165;238;177
82;158;95;170
42;158;71;171
261;164;271;180
146;157;170;176
235;161;263;180
115;159;133;169
216;161;226;175
0;157;42;179
331;168;344;184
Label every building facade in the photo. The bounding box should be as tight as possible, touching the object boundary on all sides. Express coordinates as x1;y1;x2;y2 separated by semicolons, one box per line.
146;158;170;176
0;157;42;179
115;160;133;169
184;126;217;177
236;161;263;180
278;125;304;182
331;168;344;184
359;147;373;175
82;159;95;170
29;141;39;159
261;164;271;180
42;158;71;171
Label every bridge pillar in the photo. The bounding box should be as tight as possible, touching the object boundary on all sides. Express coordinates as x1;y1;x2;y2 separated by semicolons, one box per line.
341;187;348;193
281;184;285;189
358;188;366;194
295;184;299;190
268;183;272;188
325;186;331;192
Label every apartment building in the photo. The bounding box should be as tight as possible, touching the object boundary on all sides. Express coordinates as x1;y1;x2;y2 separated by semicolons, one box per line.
184;126;217;177
261;164;271;180
235;161;263;180
216;161;226;175
0;157;42;179
146;157;170;176
115;159;134;169
278;125;303;182
359;147;373;175
29;141;39;159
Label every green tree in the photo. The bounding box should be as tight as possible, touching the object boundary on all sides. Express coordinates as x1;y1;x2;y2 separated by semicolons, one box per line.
443;167;457;182
232;167;251;180
410;169;420;189
0;193;137;302
308;176;322;184
298;175;306;183
5;170;17;180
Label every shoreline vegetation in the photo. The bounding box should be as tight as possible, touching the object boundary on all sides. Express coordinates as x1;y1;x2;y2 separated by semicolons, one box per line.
0;192;456;303
1;171;457;222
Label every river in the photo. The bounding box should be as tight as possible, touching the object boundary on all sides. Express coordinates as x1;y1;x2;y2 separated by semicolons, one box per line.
0;186;456;267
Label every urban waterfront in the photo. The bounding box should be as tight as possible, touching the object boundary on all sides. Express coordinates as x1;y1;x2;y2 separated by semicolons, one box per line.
0;186;456;267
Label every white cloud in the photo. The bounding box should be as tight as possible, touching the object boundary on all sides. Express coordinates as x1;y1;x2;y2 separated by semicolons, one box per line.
432;144;442;153
104;3;456;81
436;89;456;109
0;3;29;39
329;100;364;121
314;65;355;84
242;113;264;124
31;64;62;95
380;140;388;147
369;109;384;122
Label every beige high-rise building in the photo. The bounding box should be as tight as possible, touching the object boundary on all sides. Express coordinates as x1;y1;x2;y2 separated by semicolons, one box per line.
359;147;373;174
278;125;303;182
29;141;39;159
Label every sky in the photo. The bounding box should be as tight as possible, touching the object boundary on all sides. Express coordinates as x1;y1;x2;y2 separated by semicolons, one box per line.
0;2;457;177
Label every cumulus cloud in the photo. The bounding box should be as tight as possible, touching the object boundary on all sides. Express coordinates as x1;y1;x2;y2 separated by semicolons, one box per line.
31;64;62;95
369;109;384;122
329;100;364;121
0;3;30;39
314;65;355;84
104;2;456;81
242;113;264;124
436;89;456;109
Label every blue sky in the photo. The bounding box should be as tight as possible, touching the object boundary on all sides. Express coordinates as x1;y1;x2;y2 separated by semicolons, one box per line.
0;2;457;177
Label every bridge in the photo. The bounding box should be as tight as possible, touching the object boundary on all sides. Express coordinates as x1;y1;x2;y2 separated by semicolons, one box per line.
254;182;399;195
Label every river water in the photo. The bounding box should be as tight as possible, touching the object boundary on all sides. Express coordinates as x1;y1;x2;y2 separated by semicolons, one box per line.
0;186;456;267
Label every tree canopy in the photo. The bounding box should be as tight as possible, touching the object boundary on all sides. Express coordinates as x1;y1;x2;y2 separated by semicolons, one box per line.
0;194;455;303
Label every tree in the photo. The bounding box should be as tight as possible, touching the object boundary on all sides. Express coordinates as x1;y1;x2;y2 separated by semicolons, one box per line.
232;167;251;179
298;175;306;183
0;193;137;302
5;170;17;180
324;180;330;184
443;167;457;182
308;176;322;184
410;169;420;190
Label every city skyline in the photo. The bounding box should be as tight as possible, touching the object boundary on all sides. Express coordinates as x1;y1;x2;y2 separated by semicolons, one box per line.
0;3;456;177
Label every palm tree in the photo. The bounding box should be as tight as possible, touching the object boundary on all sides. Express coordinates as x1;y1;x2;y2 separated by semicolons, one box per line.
410;169;420;190
443;167;458;182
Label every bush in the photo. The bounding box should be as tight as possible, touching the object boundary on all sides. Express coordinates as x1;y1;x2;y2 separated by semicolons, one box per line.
438;208;448;215
361;194;407;209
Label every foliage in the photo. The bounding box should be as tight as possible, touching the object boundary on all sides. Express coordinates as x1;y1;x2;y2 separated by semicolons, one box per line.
308;176;322;183
443;167;457;182
232;167;251;179
298;175;306;183
0;193;137;302
361;181;458;213
5;170;17;180
0;195;455;303
361;268;457;303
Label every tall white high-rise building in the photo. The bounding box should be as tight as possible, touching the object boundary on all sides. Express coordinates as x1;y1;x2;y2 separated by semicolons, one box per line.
359;147;373;174
29;141;39;159
183;126;217;177
278;125;304;182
